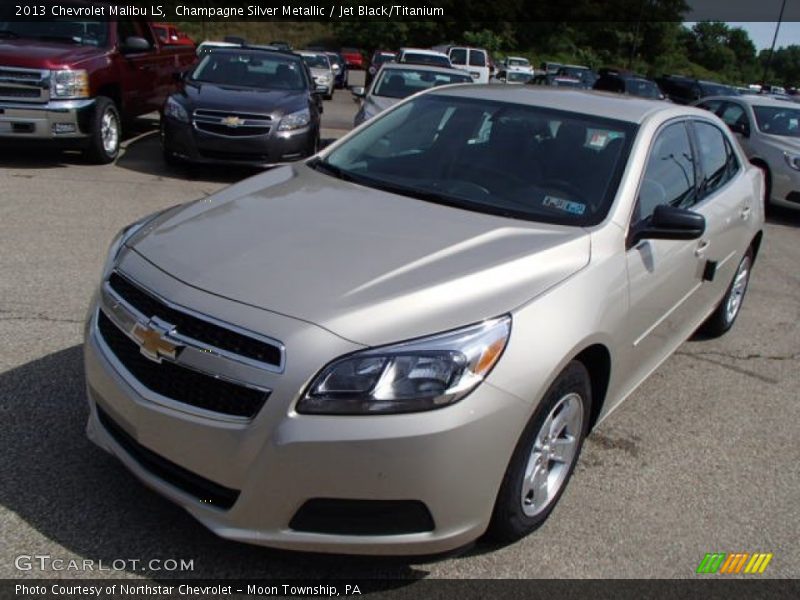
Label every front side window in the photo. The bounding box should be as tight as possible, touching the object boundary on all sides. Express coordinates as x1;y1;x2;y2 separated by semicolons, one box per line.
635;122;696;223
449;48;467;65
301;54;330;70
720;103;748;129
693;121;739;198
316;95;636;226
373;69;472;99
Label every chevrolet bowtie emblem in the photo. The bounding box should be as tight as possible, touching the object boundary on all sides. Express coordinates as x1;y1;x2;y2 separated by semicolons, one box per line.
221;116;244;127
131;318;181;363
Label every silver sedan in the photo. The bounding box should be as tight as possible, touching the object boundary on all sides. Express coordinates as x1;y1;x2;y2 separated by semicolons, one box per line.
84;87;764;555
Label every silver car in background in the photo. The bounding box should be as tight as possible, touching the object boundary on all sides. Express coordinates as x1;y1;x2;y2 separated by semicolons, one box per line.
85;87;763;555
695;94;800;211
352;63;472;126
299;51;334;100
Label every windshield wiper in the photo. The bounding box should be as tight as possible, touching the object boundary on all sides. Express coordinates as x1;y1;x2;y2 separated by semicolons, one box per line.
307;158;363;184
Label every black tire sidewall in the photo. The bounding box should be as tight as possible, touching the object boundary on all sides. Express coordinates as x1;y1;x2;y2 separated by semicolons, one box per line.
488;361;592;542
721;250;753;330
86;97;120;164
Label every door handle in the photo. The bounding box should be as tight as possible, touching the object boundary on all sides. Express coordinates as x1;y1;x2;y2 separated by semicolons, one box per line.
740;205;752;220
695;240;710;257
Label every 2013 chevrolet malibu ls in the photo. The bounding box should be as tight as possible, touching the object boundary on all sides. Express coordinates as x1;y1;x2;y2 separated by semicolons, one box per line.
85;87;764;555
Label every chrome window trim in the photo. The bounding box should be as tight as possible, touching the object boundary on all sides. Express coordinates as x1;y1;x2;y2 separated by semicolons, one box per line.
105;271;286;373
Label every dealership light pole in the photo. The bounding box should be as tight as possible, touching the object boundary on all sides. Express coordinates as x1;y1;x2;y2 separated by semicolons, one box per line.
761;0;788;87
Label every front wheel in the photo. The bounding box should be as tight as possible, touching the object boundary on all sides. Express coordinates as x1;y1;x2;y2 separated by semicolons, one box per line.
84;96;121;164
700;249;753;337
487;361;591;543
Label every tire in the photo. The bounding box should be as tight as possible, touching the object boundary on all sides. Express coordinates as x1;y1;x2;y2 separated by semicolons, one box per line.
325;90;333;101
84;96;121;164
487;361;592;543
700;248;753;337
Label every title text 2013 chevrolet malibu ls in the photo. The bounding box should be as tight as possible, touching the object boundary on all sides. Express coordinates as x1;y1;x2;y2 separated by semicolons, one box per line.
85;87;764;554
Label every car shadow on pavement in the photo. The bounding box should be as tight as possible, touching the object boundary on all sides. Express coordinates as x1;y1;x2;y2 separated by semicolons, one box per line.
766;205;800;227
114;133;257;185
0;346;428;580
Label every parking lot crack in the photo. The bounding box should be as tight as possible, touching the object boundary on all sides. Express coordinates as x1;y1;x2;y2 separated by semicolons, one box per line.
0;313;82;325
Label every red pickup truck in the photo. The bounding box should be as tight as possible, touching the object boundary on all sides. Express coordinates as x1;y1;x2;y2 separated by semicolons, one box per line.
0;16;195;163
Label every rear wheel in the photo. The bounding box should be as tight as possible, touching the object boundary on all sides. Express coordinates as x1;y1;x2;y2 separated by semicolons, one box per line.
700;248;753;337
84;96;120;164
487;361;591;543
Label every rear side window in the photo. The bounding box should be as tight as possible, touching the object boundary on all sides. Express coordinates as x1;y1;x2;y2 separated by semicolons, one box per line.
635;122;696;223
469;50;487;67
693;121;739;198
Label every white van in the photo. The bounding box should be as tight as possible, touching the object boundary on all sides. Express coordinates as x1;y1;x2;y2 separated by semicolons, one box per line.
447;46;490;84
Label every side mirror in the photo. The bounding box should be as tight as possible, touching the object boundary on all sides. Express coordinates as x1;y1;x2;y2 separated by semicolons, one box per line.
350;86;366;98
630;205;706;246
730;120;750;138
121;36;151;53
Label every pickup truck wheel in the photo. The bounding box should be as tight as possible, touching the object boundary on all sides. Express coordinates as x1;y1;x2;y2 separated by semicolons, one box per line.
85;97;120;164
486;361;591;543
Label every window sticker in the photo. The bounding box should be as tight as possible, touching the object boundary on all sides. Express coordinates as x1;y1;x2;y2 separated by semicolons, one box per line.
543;195;586;215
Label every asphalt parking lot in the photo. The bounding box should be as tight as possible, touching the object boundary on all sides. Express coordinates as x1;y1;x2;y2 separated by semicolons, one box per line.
1;74;798;580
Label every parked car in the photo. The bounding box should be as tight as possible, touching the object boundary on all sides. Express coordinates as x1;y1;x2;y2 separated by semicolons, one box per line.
397;48;452;69
656;75;739;104
340;47;364;69
0;13;196;163
541;61;563;75
86;86;763;555
556;65;597;88
593;69;666;100
161;48;321;168
533;74;584;88
494;70;534;85
299;51;334;100
366;50;397;87
502;56;534;75
270;41;292;52
447;46;491;83
326;52;348;89
152;24;195;48
352;63;471;126
695;94;800;211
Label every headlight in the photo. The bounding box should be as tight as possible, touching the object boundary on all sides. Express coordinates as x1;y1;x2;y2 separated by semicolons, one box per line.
297;316;511;415
50;69;89;99
784;152;800;171
101;207;178;279
163;96;189;123
278;108;311;132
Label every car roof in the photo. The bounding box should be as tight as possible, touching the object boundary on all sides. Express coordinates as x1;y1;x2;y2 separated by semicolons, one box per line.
429;85;699;124
699;94;799;108
378;63;471;76
400;48;449;57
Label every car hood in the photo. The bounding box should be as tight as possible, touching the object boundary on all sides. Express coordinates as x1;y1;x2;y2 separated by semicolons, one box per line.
128;165;590;346
0;39;105;69
309;67;331;77
177;82;306;115
759;133;800;154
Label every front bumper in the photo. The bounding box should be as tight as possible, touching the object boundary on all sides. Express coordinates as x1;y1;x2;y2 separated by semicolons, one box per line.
0;98;95;141
163;116;315;168
83;258;528;555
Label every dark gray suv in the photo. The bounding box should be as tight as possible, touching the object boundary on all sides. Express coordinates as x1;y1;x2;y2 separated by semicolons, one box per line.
161;48;322;168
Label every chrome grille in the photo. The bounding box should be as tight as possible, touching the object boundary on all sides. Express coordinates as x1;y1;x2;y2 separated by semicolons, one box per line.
0;66;49;103
192;109;271;137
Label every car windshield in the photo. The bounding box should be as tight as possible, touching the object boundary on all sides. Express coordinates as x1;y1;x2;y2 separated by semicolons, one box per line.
374;53;395;65
373;69;472;99
0;19;108;46
315;95;636;226
402;53;451;67
628;79;662;99
560;67;589;80
192;53;307;90
508;58;530;67
753;106;800;137
302;54;330;69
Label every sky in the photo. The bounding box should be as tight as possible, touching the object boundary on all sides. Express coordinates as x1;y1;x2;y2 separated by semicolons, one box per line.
733;22;800;50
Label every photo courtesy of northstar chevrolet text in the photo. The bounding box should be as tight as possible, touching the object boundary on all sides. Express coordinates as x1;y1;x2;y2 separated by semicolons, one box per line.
0;0;798;593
